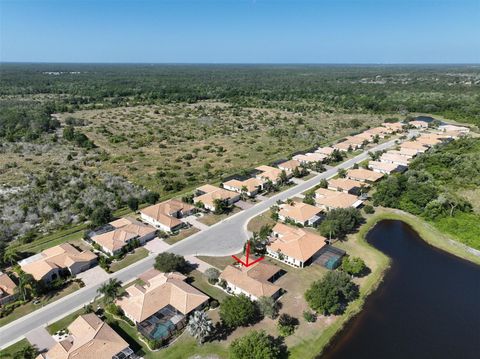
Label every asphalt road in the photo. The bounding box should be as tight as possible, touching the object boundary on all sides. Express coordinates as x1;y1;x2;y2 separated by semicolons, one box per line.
0;135;409;349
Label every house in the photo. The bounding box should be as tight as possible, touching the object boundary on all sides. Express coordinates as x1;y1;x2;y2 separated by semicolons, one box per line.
193;184;240;211
364;126;389;138
400;141;429;153
277;159;301;173
219;260;282;301
20;243;96;283
328;178;366;194
438;130;466;139
438;124;469;134
292;153;327;164
140;199;195;233
223;178;263;197
116;269;209;341
396;147;419;158
0;272;17;305
315;188;363;211
346;168;384;183
278;202;322;226
91;218;156;256
267;223;327;268
37;313;133;359
347;134;371;145
332;141;353;152
255;165;289;184
368;161;402;174
415;135;443;147
382;122;404;132
316;147;335;156
380;152;410;167
409;120;429;129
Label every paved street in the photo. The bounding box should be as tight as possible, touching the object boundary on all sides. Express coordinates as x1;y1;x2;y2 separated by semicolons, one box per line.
0;135;407;349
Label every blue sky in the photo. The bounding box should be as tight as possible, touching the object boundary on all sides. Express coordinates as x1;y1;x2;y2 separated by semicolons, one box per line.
1;0;479;63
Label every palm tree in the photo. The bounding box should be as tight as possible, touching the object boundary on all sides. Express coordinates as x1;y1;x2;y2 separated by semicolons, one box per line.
187;311;213;344
16;271;37;301
97;278;122;304
240;185;248;201
13;344;39;359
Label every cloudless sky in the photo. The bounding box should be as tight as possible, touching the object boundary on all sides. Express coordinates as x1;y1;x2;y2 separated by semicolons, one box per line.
1;0;479;63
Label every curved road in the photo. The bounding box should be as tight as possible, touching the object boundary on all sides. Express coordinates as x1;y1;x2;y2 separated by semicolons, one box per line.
0;134;413;349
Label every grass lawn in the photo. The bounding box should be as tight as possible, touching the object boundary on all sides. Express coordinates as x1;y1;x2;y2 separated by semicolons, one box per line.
197;207;242;226
110;248;149;272
0;281;83;327
196;254;240;270
0;338;31;358
164;227;200;245
47;308;84;334
246;210;275;233
188;270;228;302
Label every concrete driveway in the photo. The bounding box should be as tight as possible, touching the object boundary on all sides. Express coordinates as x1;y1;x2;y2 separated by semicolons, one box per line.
235;200;253;210
185;255;214;273
182;215;210;231
76;266;109;286
144;238;171;254
25;327;56;352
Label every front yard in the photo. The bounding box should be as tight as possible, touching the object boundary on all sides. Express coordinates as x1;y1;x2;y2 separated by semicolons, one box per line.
197;206;242;226
109;248;149;272
164;227;200;245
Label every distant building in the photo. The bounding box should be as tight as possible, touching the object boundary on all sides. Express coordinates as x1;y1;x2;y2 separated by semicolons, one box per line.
409;120;429;129
380;152;410;167
368;161;403;174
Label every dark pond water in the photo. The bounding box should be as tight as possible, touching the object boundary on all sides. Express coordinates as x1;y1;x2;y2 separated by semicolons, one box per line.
321;220;480;359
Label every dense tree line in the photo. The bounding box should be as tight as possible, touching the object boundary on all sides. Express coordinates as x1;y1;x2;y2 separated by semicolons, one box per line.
1;64;479;141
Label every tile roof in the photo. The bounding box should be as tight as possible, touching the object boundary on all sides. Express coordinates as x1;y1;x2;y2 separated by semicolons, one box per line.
316;147;335;155
220;261;281;299
140;199;194;229
0;272;16;297
255;165;283;182
44;314;129;359
116;270;209;322
380;152;410;165
346;168;384;182
368;161;401;173
21;243;96;281
328;178;365;192
400;141;429;151
277;159;301;171
194;185;238;208
269;223;327;262
91;218;156;253
278;202;322;223
223;177;263;193
315;188;362;209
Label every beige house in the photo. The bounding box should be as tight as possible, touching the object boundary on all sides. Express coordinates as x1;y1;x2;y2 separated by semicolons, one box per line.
91;218;156;256
278;202;322;226
267;223;327;268
315;188;363;211
316;147;335;156
255;165;289;184
116;269;208;341
292;153;327;164
400;141;429;153
220;260;282;301
328;178;366;194
368;161;402;174
0;272;17;306
396;147;419;158
277;159;301;173
332;141;354;152
438;124;469;134
415;135;443;147
380;152;410;167
223;177;263;197
194;184;240;211
20;243;96;283
364;126;389;138
381;122;404;132
140;199;195;233
37;313;133;359
346;168;384;183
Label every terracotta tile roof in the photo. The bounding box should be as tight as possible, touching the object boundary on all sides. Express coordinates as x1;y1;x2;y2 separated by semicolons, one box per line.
277;159;301;171
368;161;401;173
315;188;362;209
293;153;327;163
415;135;442;146
140;199;194;229
0;272;16;297
365;126;389;135
438;124;469;133
223;177;263;193
380;152;410;165
194;185;238;208
346;168;384;182
333;141;353;151
220;261;281;299
269;223;327;262
21;243;96;281
116;270;209;322
278;202;322;223
346;135;369;145
328;178;365;192
91;218;156;253
409;120;429;128
382;122;403;130
44;314;129;359
316;147;335;155
255;165;283;182
400;141;429;151
396;147;419;157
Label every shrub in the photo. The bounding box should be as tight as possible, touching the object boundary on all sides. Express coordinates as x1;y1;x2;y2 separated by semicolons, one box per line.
204;267;220;284
363;204;375;214
230;330;282;359
341;256;368;277
277;313;297;336
257;296;279;319
303;310;316;322
154;252;189;273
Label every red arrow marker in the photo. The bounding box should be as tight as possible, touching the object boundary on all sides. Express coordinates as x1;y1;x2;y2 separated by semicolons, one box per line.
232;242;264;267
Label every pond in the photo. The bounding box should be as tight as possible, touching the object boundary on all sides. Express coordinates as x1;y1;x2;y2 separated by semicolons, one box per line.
321;220;480;359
